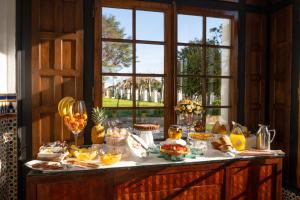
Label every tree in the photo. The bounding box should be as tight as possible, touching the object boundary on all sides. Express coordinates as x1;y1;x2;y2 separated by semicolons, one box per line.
102;15;132;73
177;25;224;114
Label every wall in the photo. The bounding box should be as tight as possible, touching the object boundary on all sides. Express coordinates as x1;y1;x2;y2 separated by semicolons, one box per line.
0;0;17;199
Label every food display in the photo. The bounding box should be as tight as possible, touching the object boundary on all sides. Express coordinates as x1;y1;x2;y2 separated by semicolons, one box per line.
188;132;214;141
211;135;234;152
211;121;228;135
187;132;213;155
100;153;122;165
106;128;128;145
105;128;129;158
64;112;88;134
230;122;246;151
66;160;99;169
188;132;213;156
168;125;183;139
58;97;88;146
68;145;98;161
160;138;189;161
31;161;64;171
37;141;68;161
58;96;75;117
91;107;106;144
194;120;205;132
160;143;189;161
134;123;160;148
133;123;160;131
73;148;98;161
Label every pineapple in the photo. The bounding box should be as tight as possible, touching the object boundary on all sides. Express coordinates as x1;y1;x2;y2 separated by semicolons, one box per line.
91;107;106;144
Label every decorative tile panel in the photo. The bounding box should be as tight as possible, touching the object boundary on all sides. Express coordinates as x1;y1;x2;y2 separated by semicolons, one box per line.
283;188;300;200
0;94;17;200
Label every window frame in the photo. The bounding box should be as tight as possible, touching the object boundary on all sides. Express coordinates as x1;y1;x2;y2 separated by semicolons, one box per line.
175;6;238;126
94;0;173;138
94;1;238;138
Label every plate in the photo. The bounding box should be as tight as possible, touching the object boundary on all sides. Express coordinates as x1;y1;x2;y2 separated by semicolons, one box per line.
25;160;66;172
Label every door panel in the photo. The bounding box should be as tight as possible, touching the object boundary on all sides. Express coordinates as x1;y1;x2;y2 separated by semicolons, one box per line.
245;13;266;131
270;5;292;181
31;0;83;156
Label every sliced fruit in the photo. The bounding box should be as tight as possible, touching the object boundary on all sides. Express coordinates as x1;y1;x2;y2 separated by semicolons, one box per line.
74;149;98;161
100;154;121;165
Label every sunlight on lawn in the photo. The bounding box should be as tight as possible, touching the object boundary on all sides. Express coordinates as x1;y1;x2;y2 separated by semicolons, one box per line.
103;98;164;107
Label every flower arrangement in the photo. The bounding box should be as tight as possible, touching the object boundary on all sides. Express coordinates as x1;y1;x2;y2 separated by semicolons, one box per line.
175;98;203;115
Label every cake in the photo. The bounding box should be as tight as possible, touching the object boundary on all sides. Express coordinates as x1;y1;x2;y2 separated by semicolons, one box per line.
159;139;189;161
133;123;160;131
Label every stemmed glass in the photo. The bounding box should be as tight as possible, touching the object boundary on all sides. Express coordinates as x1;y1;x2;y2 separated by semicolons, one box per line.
64;101;87;146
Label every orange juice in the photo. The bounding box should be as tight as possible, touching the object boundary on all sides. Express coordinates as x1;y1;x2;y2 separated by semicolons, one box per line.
230;127;246;151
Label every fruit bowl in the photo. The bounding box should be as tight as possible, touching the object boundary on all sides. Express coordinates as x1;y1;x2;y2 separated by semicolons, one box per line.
70;147;98;161
100;153;122;165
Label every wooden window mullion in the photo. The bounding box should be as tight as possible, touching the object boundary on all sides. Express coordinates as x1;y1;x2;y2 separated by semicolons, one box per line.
132;9;137;125
202;16;208;125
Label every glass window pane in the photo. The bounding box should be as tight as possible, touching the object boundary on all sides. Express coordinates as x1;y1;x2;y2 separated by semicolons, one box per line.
206;17;231;46
205;108;230;131
207;78;230;106
102;42;133;73
136;44;164;74
106;109;133;128
178;14;203;43
102;76;133;107
177;46;204;75
102;7;132;39
207;48;230;76
136;77;164;107
136;10;164;41
177;77;204;102
136;109;164;139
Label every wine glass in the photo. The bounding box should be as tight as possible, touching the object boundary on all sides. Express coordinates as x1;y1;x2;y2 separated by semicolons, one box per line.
64;100;87;146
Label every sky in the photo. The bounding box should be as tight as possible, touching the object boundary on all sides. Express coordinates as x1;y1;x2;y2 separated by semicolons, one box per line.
102;7;231;76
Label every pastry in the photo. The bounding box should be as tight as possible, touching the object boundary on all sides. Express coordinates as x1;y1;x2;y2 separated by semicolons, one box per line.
211;135;233;152
133;123;160;131
211;121;228;134
188;132;213;141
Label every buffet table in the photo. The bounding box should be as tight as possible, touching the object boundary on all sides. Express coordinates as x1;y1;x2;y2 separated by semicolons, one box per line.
26;151;284;200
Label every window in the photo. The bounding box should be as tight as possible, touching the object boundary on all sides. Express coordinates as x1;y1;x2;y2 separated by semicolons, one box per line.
95;2;171;139
95;1;237;139
177;10;236;132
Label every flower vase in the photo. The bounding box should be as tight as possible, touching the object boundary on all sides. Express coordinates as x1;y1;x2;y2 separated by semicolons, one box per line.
179;113;194;135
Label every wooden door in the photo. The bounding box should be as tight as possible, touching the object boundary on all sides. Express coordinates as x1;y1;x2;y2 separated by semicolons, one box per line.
245;13;266;131
31;0;83;156
270;5;292;181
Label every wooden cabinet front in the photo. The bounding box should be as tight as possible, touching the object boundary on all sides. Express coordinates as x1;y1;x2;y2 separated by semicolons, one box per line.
26;158;282;200
115;164;224;200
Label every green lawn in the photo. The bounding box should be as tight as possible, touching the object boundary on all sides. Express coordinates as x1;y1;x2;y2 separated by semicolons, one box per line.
103;98;164;107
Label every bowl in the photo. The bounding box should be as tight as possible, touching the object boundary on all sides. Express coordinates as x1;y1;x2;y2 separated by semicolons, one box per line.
73;148;98;161
100;153;122;165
